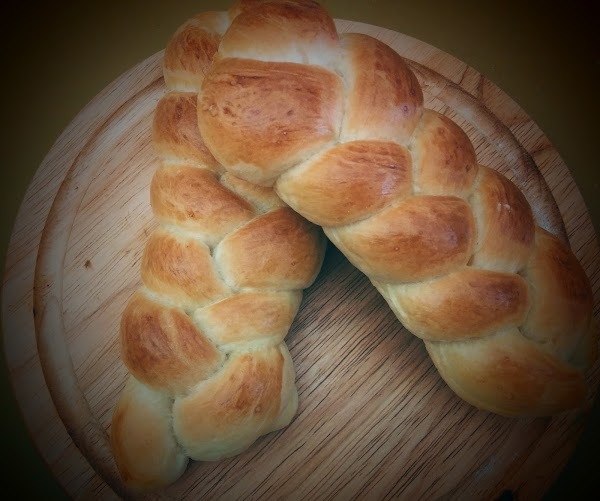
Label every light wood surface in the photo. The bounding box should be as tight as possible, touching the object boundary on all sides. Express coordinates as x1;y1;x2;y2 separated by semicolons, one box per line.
3;19;599;500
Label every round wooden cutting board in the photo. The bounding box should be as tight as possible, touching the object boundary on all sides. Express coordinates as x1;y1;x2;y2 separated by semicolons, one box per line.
3;19;599;500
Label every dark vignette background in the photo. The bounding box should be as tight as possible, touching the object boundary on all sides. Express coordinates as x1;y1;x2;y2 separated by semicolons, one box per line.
1;0;598;498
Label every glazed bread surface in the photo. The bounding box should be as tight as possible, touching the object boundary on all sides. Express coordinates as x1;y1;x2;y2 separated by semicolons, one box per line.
110;9;325;491
111;0;597;491
194;0;596;417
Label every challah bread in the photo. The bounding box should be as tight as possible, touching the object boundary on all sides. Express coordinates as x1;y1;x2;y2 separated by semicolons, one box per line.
110;9;325;491
194;0;596;416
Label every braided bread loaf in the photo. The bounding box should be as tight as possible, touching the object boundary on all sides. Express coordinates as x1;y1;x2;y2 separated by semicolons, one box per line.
110;10;325;491
192;0;596;417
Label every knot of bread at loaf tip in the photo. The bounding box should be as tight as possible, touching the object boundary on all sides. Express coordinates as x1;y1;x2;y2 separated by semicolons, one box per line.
110;0;596;492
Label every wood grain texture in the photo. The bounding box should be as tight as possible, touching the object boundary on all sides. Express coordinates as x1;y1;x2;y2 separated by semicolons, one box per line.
3;19;599;500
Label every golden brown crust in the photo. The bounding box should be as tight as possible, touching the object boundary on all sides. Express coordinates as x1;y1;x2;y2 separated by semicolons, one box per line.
194;291;302;345
387;267;530;341
163;12;230;90
221;0;339;65
411;110;478;198
153;92;221;170
220;172;286;213
340;33;423;144
216;207;325;289
470;166;535;273
522;228;594;363
111;377;188;492
276;140;413;227
172;346;291;460
328;196;475;282
141;228;229;310
120;292;223;394
198;57;344;185
150;164;255;244
426;329;587;416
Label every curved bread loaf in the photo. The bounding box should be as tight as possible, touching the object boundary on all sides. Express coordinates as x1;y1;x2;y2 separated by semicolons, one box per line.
193;0;596;417
110;10;325;491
